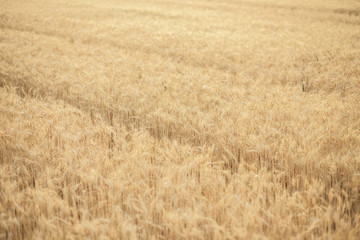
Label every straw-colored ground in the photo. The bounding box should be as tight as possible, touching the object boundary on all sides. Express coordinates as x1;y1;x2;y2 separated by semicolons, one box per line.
1;0;360;239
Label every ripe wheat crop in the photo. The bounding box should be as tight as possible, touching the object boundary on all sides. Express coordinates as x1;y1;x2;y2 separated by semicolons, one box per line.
1;0;360;239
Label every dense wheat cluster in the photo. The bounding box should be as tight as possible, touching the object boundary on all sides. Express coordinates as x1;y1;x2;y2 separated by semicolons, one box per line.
1;0;360;239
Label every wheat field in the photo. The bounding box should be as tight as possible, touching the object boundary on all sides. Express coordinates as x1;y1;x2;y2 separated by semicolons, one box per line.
1;0;360;239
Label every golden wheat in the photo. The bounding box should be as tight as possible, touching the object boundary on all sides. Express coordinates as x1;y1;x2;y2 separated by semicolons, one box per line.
1;0;360;239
